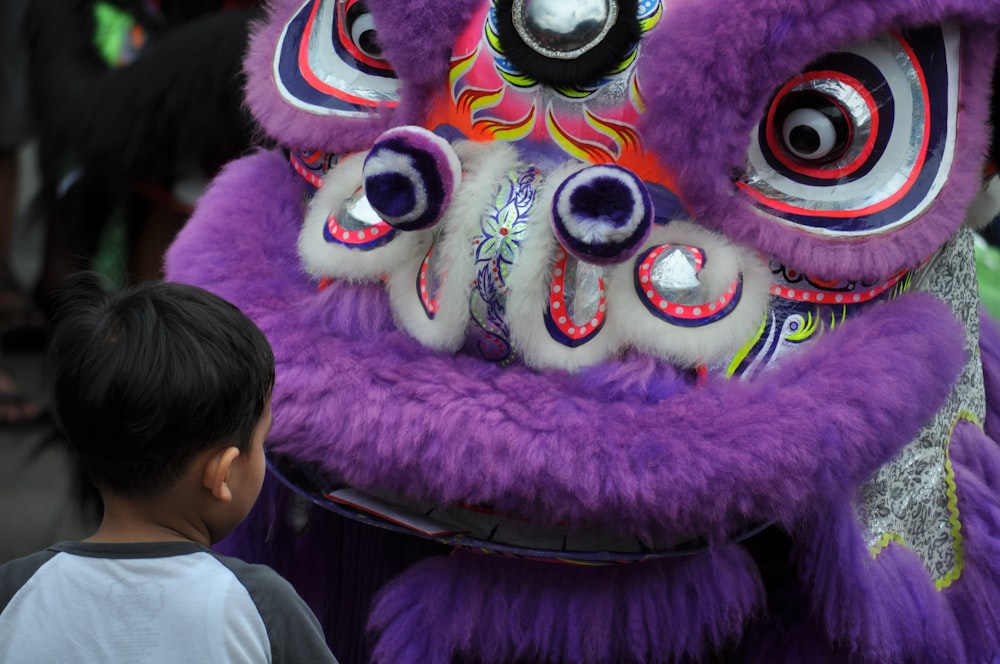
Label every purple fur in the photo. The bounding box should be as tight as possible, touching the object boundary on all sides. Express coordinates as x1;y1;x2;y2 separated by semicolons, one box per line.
167;149;966;544
738;606;850;663
368;545;763;664
983;312;1000;439
792;500;965;662
947;419;1000;663
777;316;1000;662
364;0;481;90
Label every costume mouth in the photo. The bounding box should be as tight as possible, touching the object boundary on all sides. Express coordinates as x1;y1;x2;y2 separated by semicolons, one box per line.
258;129;965;557
166;148;965;566
269;451;770;563
264;283;958;556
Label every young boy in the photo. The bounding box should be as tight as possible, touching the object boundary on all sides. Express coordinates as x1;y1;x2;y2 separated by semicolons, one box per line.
0;274;339;663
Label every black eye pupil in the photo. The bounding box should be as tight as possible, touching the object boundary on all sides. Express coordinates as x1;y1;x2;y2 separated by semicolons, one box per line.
345;2;383;59
774;91;851;164
789;126;821;154
358;30;381;56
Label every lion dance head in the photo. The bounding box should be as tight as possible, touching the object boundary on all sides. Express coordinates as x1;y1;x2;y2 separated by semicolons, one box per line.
167;0;1000;661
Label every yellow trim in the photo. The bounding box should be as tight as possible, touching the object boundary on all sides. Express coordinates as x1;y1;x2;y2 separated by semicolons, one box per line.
498;69;538;89
554;86;595;100
607;49;638;76
826;306;847;330
545;111;610;163
726;314;767;377
870;531;909;551
631;77;646;113
473;89;506;113
449;47;479;88
639;2;665;32
868;410;979;591
786;311;819;342
485;20;503;52
936;411;974;589
557;558;607;567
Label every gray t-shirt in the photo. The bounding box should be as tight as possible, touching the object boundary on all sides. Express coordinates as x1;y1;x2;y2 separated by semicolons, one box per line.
0;541;338;663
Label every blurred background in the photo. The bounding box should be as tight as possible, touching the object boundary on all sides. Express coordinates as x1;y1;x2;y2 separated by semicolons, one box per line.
0;0;262;562
0;141;97;563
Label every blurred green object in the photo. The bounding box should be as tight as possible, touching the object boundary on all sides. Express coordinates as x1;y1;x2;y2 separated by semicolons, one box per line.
91;207;128;288
977;232;1000;320
92;1;148;68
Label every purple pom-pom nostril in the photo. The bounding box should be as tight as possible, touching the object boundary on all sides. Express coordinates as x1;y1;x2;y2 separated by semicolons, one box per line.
362;126;461;231
551;164;654;265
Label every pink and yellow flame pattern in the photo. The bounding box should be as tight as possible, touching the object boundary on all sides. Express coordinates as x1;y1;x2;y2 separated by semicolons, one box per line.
425;1;671;186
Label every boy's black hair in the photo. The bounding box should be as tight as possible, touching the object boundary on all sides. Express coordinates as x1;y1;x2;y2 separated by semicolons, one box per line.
46;273;276;496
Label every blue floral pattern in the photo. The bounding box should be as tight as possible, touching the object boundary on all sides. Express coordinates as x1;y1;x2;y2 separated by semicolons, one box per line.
467;167;539;363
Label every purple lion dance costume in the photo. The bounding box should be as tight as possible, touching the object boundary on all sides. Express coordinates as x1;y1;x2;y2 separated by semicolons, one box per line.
166;0;1000;661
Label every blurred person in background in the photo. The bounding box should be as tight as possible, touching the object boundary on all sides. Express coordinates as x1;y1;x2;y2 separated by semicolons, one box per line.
0;0;45;423
24;0;264;299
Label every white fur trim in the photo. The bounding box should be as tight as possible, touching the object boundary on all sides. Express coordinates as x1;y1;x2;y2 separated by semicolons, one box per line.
506;163;623;372
378;125;463;191
298;152;432;282
418;126;463;192
387;141;522;351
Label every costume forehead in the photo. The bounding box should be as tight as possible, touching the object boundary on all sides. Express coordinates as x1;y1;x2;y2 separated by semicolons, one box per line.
248;0;1000;144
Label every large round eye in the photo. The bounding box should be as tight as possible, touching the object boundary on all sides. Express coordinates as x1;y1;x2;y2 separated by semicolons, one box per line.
738;25;961;238
776;94;851;164
345;1;382;60
758;68;881;184
273;0;400;117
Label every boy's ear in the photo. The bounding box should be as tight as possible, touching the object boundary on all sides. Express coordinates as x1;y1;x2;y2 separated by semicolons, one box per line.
202;446;241;502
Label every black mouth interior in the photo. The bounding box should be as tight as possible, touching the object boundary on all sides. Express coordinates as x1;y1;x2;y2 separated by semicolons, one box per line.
269;452;768;563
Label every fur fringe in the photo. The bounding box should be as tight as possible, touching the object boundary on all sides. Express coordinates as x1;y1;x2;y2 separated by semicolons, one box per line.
791;500;964;663
369;545;763;664
947;420;1000;663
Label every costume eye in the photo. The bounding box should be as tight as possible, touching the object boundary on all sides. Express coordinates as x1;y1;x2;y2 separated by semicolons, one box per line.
273;0;400;117
757;68;878;184
777;94;850;164
345;2;382;60
738;25;961;238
